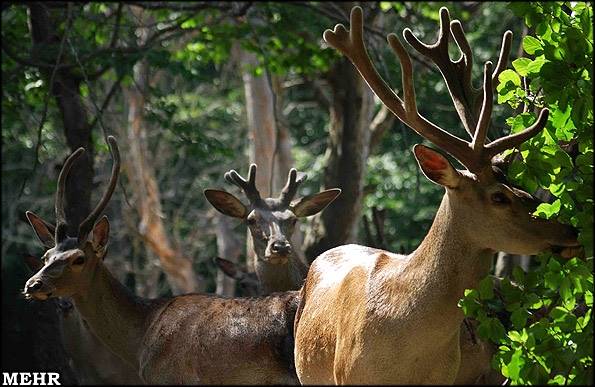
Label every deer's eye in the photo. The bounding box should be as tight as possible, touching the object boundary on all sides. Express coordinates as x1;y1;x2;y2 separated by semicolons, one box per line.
246;217;256;225
72;256;85;266
491;192;511;205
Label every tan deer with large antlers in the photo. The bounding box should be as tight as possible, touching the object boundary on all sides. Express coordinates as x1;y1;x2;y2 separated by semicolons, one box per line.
205;165;340;294
293;7;581;384
23;137;301;384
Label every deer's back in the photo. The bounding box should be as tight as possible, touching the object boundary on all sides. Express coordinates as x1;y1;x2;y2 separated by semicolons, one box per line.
294;244;394;383
294;244;462;384
139;291;300;385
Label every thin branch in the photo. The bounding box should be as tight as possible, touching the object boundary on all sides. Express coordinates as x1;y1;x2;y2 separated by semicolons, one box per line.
124;1;234;11
87;72;126;132
288;1;436;73
109;3;124;48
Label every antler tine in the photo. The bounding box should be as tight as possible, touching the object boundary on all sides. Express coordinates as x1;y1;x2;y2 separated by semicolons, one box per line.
324;6;476;171
225;164;262;204
471;62;494;153
402;6;451;58
78;136;121;242
279;168;307;206
486;108;550;159
404;7;485;138
323;6;407;119
449;19;474;104
55;147;85;243
492;31;513;91
326;6;549;173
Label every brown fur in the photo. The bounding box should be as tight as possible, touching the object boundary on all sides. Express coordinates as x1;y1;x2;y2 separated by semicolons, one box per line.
294;173;579;384
298;6;580;384
205;170;340;294
24;217;301;385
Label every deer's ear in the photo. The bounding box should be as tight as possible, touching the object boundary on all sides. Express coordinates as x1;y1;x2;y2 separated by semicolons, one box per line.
204;189;248;219
26;211;55;248
214;257;241;279
291;189;341;218
413;144;461;189
92;216;110;252
23;254;44;272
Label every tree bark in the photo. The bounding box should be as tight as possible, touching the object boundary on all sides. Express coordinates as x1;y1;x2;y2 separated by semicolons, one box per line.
214;211;242;296
303;57;375;262
28;3;93;235
123;6;200;295
239;50;302;268
26;4;90;381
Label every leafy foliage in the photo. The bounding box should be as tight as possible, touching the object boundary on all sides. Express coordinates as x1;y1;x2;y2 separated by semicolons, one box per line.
460;2;593;384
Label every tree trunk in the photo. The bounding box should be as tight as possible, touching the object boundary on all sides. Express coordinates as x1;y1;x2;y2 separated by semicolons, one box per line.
240;50;301;269
495;253;531;277
303;57;374;262
272;76;306;265
26;4;90;381
214;211;242;296
28;3;93;235
123;6;200;295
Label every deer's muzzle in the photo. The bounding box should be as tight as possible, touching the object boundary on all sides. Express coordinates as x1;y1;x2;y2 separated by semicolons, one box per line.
23;278;55;300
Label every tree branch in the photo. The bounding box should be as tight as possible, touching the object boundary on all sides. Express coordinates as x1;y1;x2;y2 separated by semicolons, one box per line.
87;72;125;132
287;2;436;73
370;104;396;152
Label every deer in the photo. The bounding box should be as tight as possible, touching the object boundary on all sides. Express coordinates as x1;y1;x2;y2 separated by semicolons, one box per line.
57;298;143;384
24;253;142;385
293;7;582;384
214;254;503;384
22;136;301;385
204;165;341;294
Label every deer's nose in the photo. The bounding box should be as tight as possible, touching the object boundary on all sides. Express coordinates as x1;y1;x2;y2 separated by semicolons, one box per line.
25;279;43;293
270;240;291;255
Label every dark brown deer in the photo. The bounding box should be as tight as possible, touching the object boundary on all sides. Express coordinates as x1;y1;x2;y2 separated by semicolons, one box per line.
22;253;141;385
204;165;340;294
23;137;300;384
294;7;581;384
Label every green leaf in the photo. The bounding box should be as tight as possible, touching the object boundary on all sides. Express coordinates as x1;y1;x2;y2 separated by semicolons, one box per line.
498;69;521;87
512;266;525;284
523;35;543;55
478;276;494;300
526;55;547;73
559;277;573;302
512;57;532;76
507;348;525;380
511;308;529;329
534;199;561;219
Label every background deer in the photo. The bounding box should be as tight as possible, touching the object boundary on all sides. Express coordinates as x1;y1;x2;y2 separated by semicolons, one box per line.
293;7;581;384
205;165;340;294
23;137;300;384
57;298;143;384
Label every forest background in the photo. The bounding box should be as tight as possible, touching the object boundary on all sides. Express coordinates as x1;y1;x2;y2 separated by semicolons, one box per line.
1;2;592;385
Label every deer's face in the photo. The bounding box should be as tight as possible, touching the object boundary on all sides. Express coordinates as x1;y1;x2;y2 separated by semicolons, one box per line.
414;145;580;257
247;205;298;264
205;184;341;264
23;214;110;300
456;171;578;255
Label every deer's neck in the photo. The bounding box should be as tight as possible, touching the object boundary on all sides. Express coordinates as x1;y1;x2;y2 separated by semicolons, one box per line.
256;254;305;293
72;262;154;368
411;193;493;308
